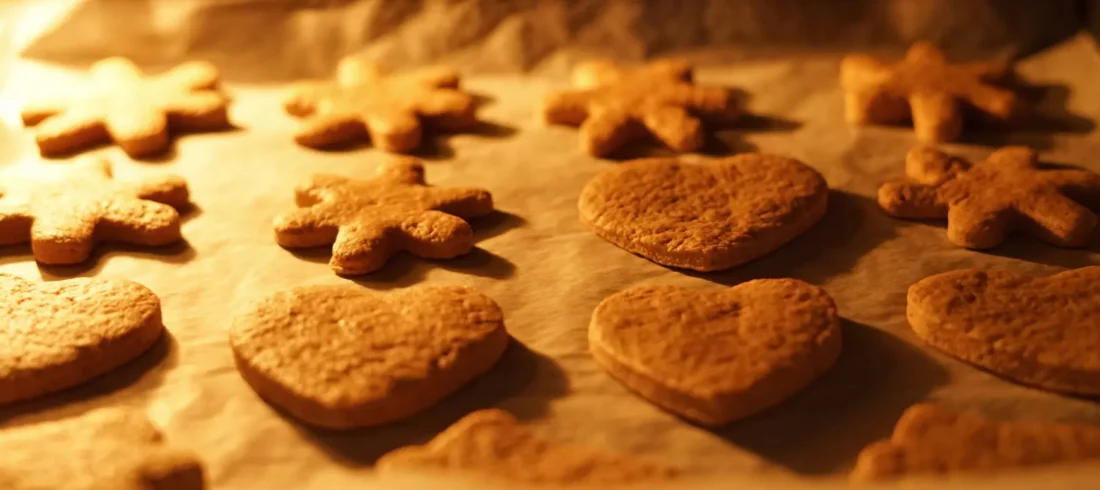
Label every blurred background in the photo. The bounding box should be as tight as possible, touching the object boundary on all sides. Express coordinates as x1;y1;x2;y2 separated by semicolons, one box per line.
2;0;1099;83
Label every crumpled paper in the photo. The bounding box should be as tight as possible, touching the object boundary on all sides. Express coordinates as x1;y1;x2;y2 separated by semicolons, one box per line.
1;1;1099;489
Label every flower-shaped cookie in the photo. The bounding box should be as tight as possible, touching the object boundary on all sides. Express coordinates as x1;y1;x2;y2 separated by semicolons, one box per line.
878;146;1100;248
0;157;190;264
541;59;741;157
21;57;230;158
274;157;494;275
284;56;477;152
841;42;1019;143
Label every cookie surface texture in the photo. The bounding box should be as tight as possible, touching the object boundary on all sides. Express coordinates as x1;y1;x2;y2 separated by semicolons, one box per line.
907;267;1100;395
0;157;190;265
0;408;205;490
229;285;509;429
21;57;229;158
589;279;841;426
376;409;675;484
841;41;1019;143
852;403;1100;481
0;273;164;405
541;59;741;157
273;156;494;276
284;56;477;152
579;154;828;271
879;146;1100;249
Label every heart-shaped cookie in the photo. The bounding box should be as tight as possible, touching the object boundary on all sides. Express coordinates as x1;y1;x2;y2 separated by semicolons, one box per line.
377;409;675;484
0;274;164;405
229;285;509;429
589;279;841;426
578;154;828;271
908;267;1100;395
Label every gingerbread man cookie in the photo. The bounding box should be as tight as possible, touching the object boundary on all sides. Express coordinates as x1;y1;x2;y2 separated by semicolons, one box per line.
377;409;675;484
908;267;1100;396
0;408;205;489
284;56;477;152
590;279;841;426
0;157;190;265
841;42;1019;143
541;59;741;157
274;157;494;276
229;285;509;429
878;146;1100;249
579;154;828;271
852;403;1100;481
0;274;164;405
21;57;230;158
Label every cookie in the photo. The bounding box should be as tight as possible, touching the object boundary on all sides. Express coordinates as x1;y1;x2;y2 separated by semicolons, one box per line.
852;403;1100;481
273;156;494;276
284;56;477;152
907;267;1100;396
841;41;1019;143
589;279;841;426
879;146;1100;249
0;273;164;405
579;154;828;271
229;284;509;429
540;59;741;157
21;57;230;158
0;408;205;489
376;409;675;484
0;157;190;265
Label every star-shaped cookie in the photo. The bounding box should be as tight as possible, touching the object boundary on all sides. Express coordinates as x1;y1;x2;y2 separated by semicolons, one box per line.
541;59;741;157
21;57;230;158
878;146;1100;248
0;157;190;264
841;42;1020;143
274;157;494;275
284;56;478;152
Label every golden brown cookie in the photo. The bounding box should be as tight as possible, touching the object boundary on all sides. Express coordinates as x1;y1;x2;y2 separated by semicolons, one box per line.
879;146;1100;249
0;273;164;405
841;42;1019;143
541;59;741;157
273;156;493;276
579;154;828;271
284;56;477;152
229;285;509;429
907;267;1100;396
589;279;841;426
377;409;675;484
852;403;1100;482
0;408;205;489
0;157;190;265
21;57;230;158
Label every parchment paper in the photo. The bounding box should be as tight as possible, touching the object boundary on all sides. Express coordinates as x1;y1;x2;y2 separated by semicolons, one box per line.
2;1;1100;489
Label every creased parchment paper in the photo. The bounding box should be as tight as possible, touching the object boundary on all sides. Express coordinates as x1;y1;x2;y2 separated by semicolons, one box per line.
1;1;1099;489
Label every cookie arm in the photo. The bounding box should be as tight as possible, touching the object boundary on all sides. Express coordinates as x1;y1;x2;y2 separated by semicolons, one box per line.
877;180;946;219
640;105;705;153
395;211;475;259
364;107;423;153
412;89;477;131
572;60;627;88
163;92;230;131
293;112;368;149
274;207;339;248
945;200;1013;249
840;55;907;125
406;66;461;89
156;60;221;90
0;201;32;246
98;200;183;247
132;175;191;210
579;107;636;158
329;223;396;275
29;210;98;264
21;99;70;126
908;92;962;143
425;187;494;218
1014;189;1097;247
540;89;590;126
32;106;110;157
1041;169;1100;209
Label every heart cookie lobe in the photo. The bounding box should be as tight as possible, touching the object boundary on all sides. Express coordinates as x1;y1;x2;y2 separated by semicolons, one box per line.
907;267;1100;395
0;274;165;405
229;285;509;429
376;409;676;484
578;154;828;271
852;403;1100;481
589;279;841;426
